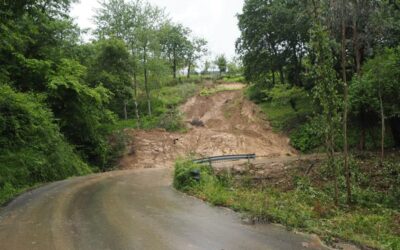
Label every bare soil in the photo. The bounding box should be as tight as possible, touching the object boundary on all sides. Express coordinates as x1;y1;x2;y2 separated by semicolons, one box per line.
119;83;297;169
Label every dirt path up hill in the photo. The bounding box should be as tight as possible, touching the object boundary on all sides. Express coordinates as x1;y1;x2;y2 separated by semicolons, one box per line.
119;84;297;169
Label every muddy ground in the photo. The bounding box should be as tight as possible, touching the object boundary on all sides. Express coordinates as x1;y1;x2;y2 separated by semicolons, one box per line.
119;83;297;169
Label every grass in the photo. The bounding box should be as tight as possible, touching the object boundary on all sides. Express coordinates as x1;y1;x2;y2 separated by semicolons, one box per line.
260;98;313;132
222;75;246;83
174;159;400;250
200;85;242;97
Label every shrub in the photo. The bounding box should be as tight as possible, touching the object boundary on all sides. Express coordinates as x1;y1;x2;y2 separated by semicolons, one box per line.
290;119;323;152
158;109;185;132
245;83;268;103
173;159;212;191
0;86;91;202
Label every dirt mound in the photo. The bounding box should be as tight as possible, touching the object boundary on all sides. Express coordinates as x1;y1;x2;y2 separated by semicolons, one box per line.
119;84;297;169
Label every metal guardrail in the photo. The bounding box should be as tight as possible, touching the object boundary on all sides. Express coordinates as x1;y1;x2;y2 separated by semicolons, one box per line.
193;154;256;165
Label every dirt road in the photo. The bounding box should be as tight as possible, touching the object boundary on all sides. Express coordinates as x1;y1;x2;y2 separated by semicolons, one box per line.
0;168;329;250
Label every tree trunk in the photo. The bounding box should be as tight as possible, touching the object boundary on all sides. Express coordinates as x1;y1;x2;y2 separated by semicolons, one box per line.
359;123;366;150
133;72;140;128
390;117;400;147
279;67;285;84
341;0;351;204
173;47;177;79
379;87;385;163
352;1;361;75
187;62;191;79
328;133;339;206
271;70;276;86
143;44;152;117
123;101;128;120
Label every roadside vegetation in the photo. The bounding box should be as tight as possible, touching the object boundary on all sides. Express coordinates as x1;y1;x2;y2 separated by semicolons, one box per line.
173;1;400;250
174;158;400;249
237;0;400;203
0;0;209;205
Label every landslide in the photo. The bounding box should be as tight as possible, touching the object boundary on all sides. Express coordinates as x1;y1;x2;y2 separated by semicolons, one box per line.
119;84;297;169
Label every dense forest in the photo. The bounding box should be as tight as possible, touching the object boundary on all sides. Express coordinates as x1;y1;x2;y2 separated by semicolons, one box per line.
237;0;400;149
236;0;400;202
0;0;208;201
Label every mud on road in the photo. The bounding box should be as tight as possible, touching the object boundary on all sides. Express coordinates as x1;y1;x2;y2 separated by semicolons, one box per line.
119;83;297;169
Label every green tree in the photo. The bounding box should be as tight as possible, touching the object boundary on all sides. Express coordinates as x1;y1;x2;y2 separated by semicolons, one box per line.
160;23;191;79
309;6;343;205
94;0;142;122
48;59;115;168
237;0;311;86
215;55;227;76
184;38;208;78
351;47;400;160
87;39;133;119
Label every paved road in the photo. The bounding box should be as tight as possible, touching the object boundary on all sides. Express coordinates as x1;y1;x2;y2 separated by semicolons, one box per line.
0;168;330;250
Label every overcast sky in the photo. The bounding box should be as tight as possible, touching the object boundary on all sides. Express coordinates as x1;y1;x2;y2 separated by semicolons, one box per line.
70;0;244;59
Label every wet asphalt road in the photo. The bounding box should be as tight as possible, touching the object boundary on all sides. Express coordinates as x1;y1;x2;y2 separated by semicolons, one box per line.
0;168;330;250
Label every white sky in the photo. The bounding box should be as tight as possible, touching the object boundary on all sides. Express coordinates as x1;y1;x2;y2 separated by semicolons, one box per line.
70;0;244;59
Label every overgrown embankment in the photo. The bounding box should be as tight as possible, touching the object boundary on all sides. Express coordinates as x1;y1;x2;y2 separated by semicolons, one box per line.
0;86;92;205
174;157;400;250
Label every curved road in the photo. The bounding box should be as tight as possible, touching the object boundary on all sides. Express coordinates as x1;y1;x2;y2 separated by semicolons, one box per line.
0;168;329;250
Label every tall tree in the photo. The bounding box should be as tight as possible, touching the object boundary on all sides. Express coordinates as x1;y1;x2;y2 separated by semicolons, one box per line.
215;55;227;76
87;39;133;119
309;0;343;205
94;0;140;121
340;0;352;204
184;38;208;78
160;23;191;79
237;0;311;86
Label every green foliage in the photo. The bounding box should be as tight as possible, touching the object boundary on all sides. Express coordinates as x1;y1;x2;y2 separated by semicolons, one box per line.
173;159;213;191
352;47;400;119
87;39;133;118
238;0;400;152
264;84;307;111
237;0;310;86
110;83;198;132
199;85;241;97
222;75;245;83
260;97;313;132
215;55;227;75
0;86;91;200
159;23;191;78
290;119;323;152
245;83;269;103
158;109;185;132
48;59;116;169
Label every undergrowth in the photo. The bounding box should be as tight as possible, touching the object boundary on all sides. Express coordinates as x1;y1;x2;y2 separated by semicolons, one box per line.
110;83;199;132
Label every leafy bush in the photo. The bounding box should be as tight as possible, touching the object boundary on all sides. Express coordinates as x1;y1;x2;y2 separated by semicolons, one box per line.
0;86;91;203
290;119;323;152
245;83;268;103
158;109;185;132
173;159;213;191
222;75;245;83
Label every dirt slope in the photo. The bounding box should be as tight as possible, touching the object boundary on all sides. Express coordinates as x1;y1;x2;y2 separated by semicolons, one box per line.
119;84;296;169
